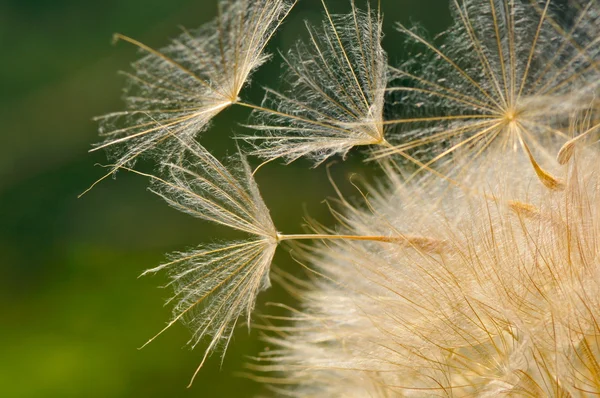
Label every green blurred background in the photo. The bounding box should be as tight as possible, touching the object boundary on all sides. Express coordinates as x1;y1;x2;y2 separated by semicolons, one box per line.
0;0;449;396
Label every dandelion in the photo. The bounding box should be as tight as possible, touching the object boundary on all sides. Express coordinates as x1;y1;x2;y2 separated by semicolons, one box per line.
376;0;599;188
250;141;600;396
90;0;295;182
91;0;600;393
243;0;389;165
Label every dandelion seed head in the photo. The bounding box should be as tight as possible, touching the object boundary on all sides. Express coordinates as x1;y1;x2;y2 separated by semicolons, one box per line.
254;142;600;396
91;0;600;391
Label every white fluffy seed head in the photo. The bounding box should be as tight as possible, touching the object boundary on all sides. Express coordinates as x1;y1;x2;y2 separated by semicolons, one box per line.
253;141;600;396
91;0;600;390
244;1;388;165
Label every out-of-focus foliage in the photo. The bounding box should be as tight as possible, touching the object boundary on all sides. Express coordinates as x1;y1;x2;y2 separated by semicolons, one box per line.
0;0;449;396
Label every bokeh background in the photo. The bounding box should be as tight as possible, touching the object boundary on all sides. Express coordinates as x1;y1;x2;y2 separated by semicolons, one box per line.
0;0;450;396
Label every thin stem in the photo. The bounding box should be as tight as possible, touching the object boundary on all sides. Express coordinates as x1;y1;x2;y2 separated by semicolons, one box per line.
277;233;450;254
277;233;399;243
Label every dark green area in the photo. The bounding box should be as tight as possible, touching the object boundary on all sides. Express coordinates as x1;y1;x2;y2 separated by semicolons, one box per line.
0;0;449;396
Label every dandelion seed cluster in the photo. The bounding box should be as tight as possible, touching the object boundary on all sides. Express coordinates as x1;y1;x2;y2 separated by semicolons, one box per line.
94;0;600;395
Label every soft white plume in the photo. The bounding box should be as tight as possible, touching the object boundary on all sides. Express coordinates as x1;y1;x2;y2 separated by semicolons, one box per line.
244;0;388;165
138;140;278;385
379;0;599;187
93;0;295;170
